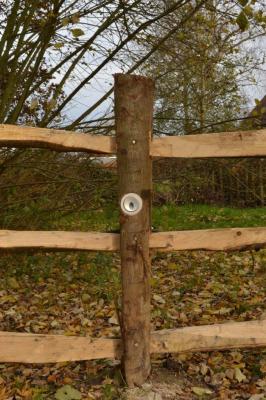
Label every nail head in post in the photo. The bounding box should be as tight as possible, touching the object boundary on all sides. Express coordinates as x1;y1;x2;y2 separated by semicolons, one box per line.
120;193;143;216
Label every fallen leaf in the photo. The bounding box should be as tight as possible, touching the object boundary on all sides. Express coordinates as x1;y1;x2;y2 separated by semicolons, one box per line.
7;277;20;289
81;293;90;303
172;290;180;296
192;386;213;396
260;361;266;373
153;294;165;304
256;379;266;388
108;314;119;325
234;367;246;383
200;363;208;376
55;385;82;400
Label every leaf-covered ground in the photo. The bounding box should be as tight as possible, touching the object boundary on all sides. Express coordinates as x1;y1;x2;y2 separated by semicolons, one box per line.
0;205;266;399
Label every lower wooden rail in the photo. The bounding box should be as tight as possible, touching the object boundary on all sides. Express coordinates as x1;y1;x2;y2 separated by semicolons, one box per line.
1;319;265;363
151;319;266;353
1;227;266;252
0;332;121;363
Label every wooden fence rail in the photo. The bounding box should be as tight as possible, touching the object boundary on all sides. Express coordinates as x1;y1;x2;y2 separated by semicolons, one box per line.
1;124;266;158
0;124;115;154
0;73;266;387
151;130;266;158
0;230;119;251
1;227;266;252
1;319;266;363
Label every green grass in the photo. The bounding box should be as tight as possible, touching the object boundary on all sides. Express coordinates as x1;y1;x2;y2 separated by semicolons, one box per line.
54;204;266;232
152;204;266;231
54;206;120;231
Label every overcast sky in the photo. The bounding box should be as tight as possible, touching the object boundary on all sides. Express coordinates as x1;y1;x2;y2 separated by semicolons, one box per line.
64;32;266;126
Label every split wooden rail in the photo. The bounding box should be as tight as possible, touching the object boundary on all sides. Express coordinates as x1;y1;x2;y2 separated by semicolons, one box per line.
0;74;266;387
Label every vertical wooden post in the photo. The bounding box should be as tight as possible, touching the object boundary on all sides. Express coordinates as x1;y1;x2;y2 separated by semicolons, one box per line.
114;73;154;387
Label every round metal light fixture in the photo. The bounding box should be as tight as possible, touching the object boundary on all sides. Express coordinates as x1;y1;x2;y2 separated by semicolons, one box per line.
120;193;143;216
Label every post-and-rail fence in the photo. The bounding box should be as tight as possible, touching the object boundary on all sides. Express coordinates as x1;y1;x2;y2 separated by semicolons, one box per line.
0;74;266;387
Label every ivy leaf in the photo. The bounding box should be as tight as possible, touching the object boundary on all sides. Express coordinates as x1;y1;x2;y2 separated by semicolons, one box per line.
55;385;82;400
71;28;84;38
236;11;249;31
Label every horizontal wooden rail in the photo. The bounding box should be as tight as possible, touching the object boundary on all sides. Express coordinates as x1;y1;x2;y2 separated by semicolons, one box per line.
151;129;266;158
1;227;266;252
1;126;266;159
0;230;119;251
0;331;121;362
151;319;266;354
150;227;266;251
1;319;265;362
0;124;116;154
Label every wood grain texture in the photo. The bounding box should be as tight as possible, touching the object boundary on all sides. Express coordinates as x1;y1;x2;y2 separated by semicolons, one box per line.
0;332;121;362
115;73;154;386
0;230;119;251
150;227;266;251
151;130;266;158
151;319;266;354
1;126;265;159
0;124;116;154
1;319;266;363
1;227;265;252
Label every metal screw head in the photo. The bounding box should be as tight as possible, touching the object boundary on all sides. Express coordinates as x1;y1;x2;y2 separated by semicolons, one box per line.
120;193;143;216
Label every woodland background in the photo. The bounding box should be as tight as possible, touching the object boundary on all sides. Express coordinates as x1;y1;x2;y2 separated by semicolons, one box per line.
0;0;266;228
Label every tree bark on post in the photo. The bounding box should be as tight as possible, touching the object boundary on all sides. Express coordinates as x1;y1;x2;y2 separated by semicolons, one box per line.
114;73;154;387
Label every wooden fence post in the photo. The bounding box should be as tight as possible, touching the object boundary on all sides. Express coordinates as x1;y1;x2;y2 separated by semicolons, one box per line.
114;73;154;387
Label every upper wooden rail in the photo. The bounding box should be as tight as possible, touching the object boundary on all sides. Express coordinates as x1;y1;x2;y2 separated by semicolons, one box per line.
151;129;266;158
1;319;265;362
1;125;266;158
0;124;116;154
1;227;266;252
